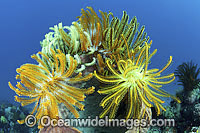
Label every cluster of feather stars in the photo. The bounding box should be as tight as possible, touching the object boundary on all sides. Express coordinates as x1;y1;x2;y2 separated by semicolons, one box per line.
9;7;180;129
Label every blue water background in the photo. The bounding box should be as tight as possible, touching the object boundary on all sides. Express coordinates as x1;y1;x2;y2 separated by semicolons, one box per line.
1;0;200;106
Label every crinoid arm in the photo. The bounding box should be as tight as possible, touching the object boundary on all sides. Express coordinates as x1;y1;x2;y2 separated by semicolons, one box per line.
9;49;94;128
94;42;180;120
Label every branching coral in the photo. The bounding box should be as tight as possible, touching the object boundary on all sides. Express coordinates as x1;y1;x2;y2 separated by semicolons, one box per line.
94;42;181;119
8;49;94;128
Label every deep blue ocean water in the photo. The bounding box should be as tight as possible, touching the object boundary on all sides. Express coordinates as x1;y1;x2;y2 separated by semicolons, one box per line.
1;0;200;106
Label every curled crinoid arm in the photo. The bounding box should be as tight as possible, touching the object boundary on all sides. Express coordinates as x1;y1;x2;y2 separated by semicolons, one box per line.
41;21;99;74
8;49;95;129
94;43;180;120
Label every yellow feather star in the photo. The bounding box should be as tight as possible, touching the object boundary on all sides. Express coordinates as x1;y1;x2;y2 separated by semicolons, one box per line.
94;42;181;119
8;49;94;128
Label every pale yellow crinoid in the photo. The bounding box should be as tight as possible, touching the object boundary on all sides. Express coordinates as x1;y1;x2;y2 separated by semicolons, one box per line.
8;49;94;128
94;42;181;120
